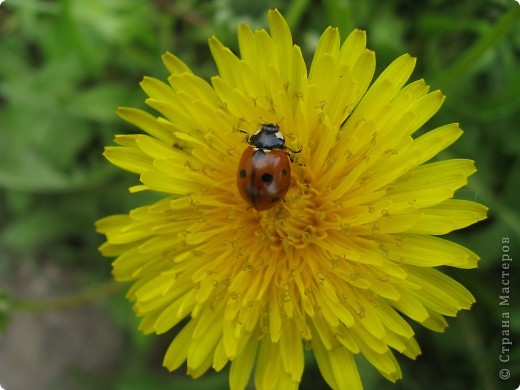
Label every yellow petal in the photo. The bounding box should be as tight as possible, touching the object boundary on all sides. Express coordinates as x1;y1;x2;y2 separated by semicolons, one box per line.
163;319;196;371
162;51;193;75
229;334;259;390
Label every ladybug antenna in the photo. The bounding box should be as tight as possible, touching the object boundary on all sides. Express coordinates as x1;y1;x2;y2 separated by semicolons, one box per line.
258;116;284;127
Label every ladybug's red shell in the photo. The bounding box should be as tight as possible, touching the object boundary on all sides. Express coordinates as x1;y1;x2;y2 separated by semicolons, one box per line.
237;147;291;211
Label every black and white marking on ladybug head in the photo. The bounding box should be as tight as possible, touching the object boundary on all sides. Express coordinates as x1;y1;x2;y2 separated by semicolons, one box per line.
248;123;285;150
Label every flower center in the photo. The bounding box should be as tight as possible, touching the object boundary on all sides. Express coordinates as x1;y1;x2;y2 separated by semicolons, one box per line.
253;168;335;251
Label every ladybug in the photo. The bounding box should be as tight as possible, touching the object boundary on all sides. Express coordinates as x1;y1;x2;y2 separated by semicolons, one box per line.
236;123;300;211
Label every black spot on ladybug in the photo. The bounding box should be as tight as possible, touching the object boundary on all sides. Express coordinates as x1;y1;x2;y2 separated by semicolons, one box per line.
236;124;302;211
261;173;274;183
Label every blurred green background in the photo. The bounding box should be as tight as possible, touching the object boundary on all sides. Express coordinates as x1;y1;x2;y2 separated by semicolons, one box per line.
0;0;519;389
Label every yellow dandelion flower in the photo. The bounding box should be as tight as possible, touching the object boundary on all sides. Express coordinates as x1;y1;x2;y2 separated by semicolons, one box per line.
96;9;487;390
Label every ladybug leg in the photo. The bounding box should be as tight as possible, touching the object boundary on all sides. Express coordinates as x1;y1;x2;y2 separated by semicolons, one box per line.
279;146;303;164
237;129;250;143
287;151;306;166
284;146;302;154
287;150;306;167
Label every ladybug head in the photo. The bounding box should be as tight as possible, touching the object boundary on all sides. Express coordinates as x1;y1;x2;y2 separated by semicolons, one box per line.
260;123;280;134
249;123;285;150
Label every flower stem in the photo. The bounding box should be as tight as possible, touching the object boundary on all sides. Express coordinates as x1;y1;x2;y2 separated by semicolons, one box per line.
12;280;121;312
432;5;520;90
